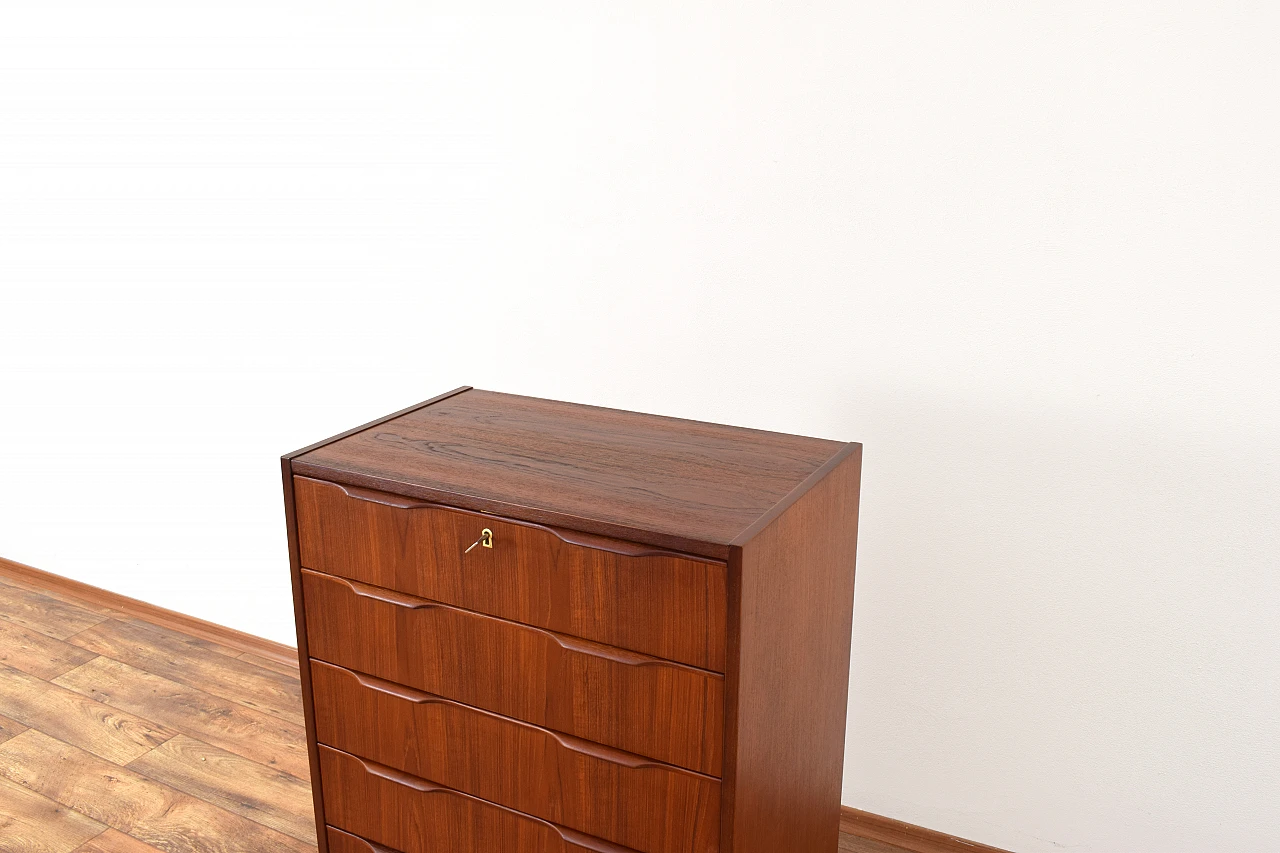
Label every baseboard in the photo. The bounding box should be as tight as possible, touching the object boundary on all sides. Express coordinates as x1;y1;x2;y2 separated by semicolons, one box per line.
0;556;299;668
841;807;1011;853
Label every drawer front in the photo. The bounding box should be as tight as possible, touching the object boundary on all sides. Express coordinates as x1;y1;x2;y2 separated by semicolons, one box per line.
294;477;727;672
320;746;643;853
312;660;720;853
303;570;723;776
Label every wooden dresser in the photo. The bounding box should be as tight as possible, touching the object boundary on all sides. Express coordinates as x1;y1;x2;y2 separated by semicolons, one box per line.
282;387;861;853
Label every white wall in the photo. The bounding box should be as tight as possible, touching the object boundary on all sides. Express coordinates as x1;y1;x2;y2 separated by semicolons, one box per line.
2;3;1277;850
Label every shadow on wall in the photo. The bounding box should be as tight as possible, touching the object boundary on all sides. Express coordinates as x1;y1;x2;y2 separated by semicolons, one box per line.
833;389;1279;853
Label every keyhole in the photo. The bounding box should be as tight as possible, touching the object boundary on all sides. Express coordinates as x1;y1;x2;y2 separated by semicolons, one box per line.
465;529;494;553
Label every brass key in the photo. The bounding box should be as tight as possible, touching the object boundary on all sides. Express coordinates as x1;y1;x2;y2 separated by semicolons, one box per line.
464;528;493;553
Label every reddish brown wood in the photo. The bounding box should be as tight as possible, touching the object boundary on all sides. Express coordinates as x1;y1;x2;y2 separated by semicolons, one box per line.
281;458;330;853
286;388;861;853
310;660;719;853
326;827;400;853
721;447;862;853
294;476;727;671
302;570;723;776
281;392;475;851
840;808;1014;853
319;746;644;853
286;386;474;459
291;388;846;559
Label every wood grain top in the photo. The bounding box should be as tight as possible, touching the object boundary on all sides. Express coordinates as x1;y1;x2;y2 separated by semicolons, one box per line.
289;387;853;559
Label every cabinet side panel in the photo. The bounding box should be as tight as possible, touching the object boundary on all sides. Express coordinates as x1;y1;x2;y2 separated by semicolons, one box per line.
724;447;861;853
282;459;329;853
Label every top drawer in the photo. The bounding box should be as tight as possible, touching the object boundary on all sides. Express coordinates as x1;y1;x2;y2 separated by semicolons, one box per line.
294;477;726;672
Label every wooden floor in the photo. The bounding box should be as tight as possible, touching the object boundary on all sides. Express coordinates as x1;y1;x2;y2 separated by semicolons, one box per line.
0;571;891;853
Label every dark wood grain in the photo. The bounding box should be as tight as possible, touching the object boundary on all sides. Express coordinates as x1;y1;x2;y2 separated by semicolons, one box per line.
285;388;864;853
310;660;719;853
282;457;331;853
720;447;861;853
292;388;846;559
294;477;727;671
283;387;473;461
302;570;723;776
319;746;643;853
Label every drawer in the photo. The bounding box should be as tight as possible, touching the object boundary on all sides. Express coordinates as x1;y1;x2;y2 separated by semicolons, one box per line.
320;746;643;853
311;660;720;853
303;570;723;776
294;477;726;672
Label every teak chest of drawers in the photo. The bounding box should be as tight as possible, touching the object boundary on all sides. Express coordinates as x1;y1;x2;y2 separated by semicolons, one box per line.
282;387;861;853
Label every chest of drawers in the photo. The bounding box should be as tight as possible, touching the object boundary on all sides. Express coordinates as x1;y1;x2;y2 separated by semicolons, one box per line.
282;387;861;853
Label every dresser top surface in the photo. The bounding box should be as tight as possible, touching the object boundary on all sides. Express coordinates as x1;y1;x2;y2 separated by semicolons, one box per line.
288;387;853;557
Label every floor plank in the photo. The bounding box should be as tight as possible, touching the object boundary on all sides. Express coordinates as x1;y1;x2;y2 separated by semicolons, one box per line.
0;730;313;853
72;613;247;660
0;618;99;681
74;829;164;853
0;713;29;746
53;657;310;780
67;619;303;723
0;774;105;853
0;580;110;641
236;651;300;677
0;664;174;765
127;734;317;845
